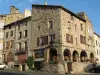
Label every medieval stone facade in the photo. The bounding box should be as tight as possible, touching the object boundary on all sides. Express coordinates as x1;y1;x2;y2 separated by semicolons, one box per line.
31;5;95;65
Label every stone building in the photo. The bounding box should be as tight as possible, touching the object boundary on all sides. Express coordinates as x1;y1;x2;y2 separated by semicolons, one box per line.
4;6;24;25
0;15;5;63
2;6;31;64
94;32;100;63
31;5;95;69
3;16;31;65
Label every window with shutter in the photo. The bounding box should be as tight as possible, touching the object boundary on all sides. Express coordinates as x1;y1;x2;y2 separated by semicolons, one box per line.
37;38;39;46
71;35;73;44
44;36;48;45
80;35;86;44
50;34;55;43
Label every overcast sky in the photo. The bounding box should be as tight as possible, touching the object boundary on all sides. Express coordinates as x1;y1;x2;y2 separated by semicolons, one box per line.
0;0;100;35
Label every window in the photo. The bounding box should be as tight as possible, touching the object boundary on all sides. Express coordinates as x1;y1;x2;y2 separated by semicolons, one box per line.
37;26;40;31
97;49;98;55
50;34;55;43
24;42;27;50
18;43;21;50
48;20;53;29
37;35;48;46
88;28;90;32
24;30;27;38
80;24;83;31
10;30;13;37
35;51;44;58
18;32;22;39
6;32;9;38
80;35;86;44
66;34;73;44
10;40;14;48
18;26;20;30
75;25;77;31
44;36;48;45
75;38;77;45
37;38;39;46
68;22;71;29
96;40;98;46
6;41;10;49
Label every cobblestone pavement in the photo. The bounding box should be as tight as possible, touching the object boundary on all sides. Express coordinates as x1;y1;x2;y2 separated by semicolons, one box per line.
0;70;100;75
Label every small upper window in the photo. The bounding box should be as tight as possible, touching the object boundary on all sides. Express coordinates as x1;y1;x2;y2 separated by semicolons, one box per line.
75;25;77;31
80;24;83;31
48;20;53;29
37;26;40;31
68;21;71;29
10;30;13;37
6;32;9;38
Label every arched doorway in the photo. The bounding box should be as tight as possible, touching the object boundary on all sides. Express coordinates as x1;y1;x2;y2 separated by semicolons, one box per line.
64;49;71;61
80;51;87;62
73;50;79;62
90;53;94;62
7;52;14;62
49;48;57;62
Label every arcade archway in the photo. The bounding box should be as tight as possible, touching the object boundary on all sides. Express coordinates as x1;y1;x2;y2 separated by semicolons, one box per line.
80;51;87;62
72;50;79;62
64;49;71;61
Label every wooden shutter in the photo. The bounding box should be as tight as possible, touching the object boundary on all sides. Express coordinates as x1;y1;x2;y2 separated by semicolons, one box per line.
71;35;73;44
37;37;39;46
80;35;82;43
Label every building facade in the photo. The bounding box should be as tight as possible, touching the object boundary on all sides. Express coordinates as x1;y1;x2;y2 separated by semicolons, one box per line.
3;16;31;64
94;33;100;63
2;6;31;64
31;5;95;66
0;15;5;63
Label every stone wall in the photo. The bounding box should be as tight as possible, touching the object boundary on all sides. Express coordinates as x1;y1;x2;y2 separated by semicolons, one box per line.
41;62;93;74
72;62;93;73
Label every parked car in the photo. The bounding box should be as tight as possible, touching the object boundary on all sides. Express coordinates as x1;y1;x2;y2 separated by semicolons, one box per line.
90;65;100;73
0;63;8;70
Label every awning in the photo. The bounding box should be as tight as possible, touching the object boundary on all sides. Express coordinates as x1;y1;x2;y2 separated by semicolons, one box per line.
34;58;44;62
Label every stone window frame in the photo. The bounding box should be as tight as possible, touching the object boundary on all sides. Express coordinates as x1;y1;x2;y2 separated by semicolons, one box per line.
10;30;13;37
6;32;9;38
48;20;53;29
37;26;40;31
80;23;83;31
68;21;71;30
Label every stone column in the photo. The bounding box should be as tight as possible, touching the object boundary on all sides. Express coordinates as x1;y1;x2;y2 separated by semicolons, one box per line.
25;64;29;71
44;49;50;64
19;64;22;71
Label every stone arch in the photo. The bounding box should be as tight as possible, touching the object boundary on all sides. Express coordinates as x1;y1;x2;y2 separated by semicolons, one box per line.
7;52;14;62
80;51;87;62
72;50;79;62
90;53;94;62
49;48;57;61
64;49;71;61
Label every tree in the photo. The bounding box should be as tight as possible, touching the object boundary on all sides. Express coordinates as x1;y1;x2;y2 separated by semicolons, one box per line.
26;56;34;70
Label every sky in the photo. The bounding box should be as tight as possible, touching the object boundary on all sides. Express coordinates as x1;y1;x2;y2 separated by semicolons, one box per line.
0;0;100;35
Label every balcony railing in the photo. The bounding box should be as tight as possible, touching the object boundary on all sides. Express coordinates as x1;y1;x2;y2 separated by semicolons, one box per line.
15;48;27;55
